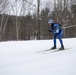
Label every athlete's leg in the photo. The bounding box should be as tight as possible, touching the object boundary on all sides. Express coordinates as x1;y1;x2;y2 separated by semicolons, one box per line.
54;34;57;46
58;29;64;50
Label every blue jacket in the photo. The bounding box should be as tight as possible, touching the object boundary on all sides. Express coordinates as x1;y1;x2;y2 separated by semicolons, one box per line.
50;23;62;34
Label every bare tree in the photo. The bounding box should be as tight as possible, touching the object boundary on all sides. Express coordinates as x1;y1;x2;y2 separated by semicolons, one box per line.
9;0;36;40
0;0;9;13
37;0;40;40
10;0;23;40
0;0;9;41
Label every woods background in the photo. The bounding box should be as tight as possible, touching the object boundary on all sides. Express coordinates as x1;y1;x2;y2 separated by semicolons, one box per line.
0;0;76;41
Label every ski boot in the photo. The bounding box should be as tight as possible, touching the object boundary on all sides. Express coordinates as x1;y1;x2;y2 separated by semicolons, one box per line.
59;45;64;50
51;45;56;50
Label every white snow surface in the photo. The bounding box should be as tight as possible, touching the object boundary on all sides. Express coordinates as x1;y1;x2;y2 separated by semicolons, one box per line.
0;38;76;75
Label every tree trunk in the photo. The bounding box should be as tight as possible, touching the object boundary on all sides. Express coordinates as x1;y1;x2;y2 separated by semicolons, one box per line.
37;0;40;40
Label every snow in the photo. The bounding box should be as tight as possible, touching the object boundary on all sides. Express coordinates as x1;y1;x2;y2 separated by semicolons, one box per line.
0;38;76;75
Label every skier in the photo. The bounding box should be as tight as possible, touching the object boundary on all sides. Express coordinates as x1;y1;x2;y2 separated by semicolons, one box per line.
48;19;64;50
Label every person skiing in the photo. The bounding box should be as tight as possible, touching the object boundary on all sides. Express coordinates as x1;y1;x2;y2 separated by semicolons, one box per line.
48;19;64;50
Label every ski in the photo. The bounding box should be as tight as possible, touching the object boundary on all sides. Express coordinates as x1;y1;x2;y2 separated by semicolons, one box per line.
42;48;72;54
36;48;58;53
53;48;70;52
36;47;72;54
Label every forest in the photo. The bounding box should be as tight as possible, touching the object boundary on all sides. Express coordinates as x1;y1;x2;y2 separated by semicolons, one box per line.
0;0;76;41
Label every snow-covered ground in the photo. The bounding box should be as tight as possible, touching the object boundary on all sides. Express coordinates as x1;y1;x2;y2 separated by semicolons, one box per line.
0;38;76;75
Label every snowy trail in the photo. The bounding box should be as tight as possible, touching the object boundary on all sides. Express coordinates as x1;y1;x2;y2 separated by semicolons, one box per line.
0;38;76;75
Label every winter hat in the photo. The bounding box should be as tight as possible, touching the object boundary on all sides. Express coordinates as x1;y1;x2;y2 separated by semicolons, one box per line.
48;19;54;24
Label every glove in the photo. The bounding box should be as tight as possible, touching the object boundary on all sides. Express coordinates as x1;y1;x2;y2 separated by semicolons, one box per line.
48;30;52;32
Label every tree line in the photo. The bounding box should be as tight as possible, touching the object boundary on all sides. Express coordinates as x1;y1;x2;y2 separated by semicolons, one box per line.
0;0;76;41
